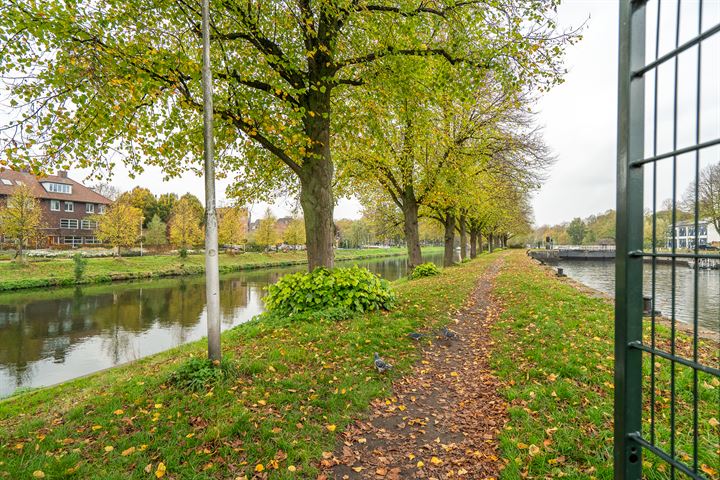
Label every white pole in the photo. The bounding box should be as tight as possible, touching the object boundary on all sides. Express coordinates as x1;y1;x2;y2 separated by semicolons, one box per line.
201;0;221;361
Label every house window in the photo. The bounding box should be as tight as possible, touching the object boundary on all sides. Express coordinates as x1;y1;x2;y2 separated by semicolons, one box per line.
43;182;72;194
699;225;707;236
81;219;98;230
679;239;687;248
50;200;60;211
679;227;686;237
86;203;95;213
699;238;707;245
98;205;107;214
63;236;82;246
1;179;11;186
688;226;695;236
15;180;24;185
60;219;79;229
84;236;101;245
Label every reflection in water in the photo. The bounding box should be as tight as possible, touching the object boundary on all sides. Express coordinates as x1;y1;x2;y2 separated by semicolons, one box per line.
0;252;445;397
557;260;719;333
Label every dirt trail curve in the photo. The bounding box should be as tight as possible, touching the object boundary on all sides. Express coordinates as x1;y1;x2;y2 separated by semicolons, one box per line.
321;259;508;480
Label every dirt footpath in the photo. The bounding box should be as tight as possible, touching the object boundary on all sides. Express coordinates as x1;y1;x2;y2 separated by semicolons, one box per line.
321;259;508;480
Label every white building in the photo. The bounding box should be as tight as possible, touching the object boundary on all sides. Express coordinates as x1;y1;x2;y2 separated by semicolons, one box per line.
669;219;720;249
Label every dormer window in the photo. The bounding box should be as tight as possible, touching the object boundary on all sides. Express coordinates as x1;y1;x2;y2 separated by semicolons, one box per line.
1;179;11;186
43;182;72;194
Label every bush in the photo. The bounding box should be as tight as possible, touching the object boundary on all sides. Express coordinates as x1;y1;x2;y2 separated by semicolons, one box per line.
265;265;396;314
179;247;188;258
410;262;441;279
168;356;235;392
73;253;88;281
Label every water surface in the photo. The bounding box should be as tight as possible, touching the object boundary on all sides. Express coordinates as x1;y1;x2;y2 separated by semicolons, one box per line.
0;252;446;398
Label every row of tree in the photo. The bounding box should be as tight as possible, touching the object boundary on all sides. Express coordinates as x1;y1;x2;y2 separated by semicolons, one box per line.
0;0;581;271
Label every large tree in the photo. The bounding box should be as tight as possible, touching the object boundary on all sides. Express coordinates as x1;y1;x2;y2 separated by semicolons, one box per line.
0;184;44;260
118;187;158;227
95;202;143;256
169;196;204;249
1;0;577;270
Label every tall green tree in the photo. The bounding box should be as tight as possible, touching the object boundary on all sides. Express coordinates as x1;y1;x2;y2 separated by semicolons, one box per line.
566;217;586;245
118;187;158;227
156;193;178;223
144;214;168;247
0;184;44;261
1;0;578;270
253;208;279;249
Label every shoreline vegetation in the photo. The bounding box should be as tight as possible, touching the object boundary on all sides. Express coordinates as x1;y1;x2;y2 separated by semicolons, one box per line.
0;252;496;479
0;247;443;293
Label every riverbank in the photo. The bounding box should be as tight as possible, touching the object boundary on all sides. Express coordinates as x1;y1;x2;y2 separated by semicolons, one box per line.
0;247;443;292
491;252;718;478
0;252;495;479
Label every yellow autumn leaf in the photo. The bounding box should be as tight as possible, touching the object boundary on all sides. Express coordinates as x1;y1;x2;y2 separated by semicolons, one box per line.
154;403;163;409
517;442;528;449
528;444;540;456
416;461;424;468
113;409;124;415
709;418;719;427
104;445;114;452
351;466;363;472
92;425;102;431
701;464;717;476
121;447;136;456
255;464;264;472
32;471;45;479
288;465;297;472
186;433;195;438
326;424;336;432
430;456;443;465
155;462;167;478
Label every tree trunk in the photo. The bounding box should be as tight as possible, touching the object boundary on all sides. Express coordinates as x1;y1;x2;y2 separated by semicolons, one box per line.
401;195;423;269
478;232;483;254
470;229;477;259
443;213;456;267
489;233;494;253
459;214;467;261
300;91;335;271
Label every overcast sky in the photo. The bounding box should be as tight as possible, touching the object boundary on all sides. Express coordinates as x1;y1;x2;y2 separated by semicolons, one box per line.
37;1;720;225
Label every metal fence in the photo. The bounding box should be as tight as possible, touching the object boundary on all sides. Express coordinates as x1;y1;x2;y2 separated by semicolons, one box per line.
616;1;720;479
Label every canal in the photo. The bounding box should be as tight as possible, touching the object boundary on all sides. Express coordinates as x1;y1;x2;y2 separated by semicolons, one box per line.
557;259;719;335
0;252;447;398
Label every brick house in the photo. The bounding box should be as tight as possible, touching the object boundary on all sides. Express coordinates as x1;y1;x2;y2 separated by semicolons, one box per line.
0;169;112;247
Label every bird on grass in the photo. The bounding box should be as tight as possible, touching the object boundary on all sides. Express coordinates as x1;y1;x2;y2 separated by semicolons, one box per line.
407;332;427;341
439;326;459;340
373;352;393;373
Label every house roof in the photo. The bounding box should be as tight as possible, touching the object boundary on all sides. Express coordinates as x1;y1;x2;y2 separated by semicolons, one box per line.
0;169;112;204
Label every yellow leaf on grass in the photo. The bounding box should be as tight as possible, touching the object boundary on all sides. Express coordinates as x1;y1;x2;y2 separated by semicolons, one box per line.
255;464;264;472
154;403;163;409
121;447;136;456
528;444;540;456
701;465;717;476
32;471;45;479
326;424;336;432
155;462;167;478
517;442;528;449
92;425;103;431
113;409;124;415
288;465;297;472
186;433;195;438
104;446;114;453
709;418;719;428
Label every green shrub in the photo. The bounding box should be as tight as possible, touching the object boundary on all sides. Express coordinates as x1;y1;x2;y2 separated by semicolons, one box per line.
410;262;441;279
265;265;396;314
168;356;236;392
179;247;188;258
73;253;88;282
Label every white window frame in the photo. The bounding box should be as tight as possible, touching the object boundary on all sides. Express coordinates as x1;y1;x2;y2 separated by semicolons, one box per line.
86;203;95;213
43;182;72;194
50;200;60;211
1;179;11;186
81;219;98;230
63;236;82;246
98;205;107;214
64;201;74;212
60;219;79;229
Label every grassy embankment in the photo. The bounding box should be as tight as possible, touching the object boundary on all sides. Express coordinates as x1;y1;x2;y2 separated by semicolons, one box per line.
0;247;443;292
491;252;719;479
0;251;495;479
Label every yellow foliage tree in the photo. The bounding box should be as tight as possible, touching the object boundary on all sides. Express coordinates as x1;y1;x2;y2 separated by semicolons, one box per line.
0;184;44;260
95;201;143;256
218;206;248;246
283;217;306;246
169;196;203;249
253;208;279;249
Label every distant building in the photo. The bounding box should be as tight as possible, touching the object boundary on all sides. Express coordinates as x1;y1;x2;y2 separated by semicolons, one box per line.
668;219;720;249
0;169;112;247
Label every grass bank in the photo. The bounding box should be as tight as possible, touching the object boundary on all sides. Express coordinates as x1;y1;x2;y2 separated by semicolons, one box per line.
0;247;443;292
491;251;718;479
0;252;496;479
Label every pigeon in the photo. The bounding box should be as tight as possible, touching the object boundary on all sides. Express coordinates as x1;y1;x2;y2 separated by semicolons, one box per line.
439;326;459;340
407;332;426;341
373;352;393;373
